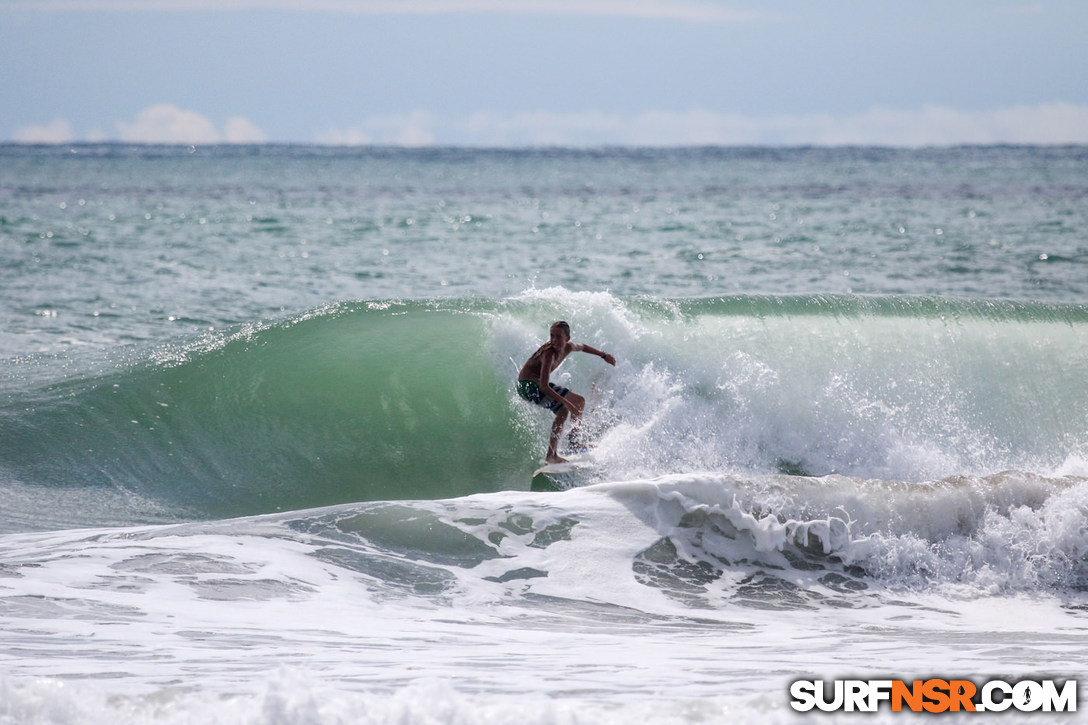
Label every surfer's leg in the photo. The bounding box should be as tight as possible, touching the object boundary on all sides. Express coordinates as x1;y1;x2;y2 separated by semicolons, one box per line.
545;389;584;463
564;392;587;449
547;407;569;463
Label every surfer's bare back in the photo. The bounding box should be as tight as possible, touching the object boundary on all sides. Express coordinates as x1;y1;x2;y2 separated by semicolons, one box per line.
516;321;616;464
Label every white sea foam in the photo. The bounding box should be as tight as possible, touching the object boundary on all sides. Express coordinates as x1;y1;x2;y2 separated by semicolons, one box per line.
1;475;1085;723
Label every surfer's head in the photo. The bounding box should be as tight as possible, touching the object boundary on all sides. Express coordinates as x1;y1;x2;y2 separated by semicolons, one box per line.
550;321;571;346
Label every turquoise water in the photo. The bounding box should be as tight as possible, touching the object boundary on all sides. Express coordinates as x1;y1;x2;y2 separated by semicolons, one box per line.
1;145;1087;723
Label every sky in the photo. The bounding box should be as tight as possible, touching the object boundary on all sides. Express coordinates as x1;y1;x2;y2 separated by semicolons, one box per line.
2;0;1087;147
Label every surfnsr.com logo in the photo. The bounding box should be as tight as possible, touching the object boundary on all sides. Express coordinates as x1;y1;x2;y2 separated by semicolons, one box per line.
790;679;1077;713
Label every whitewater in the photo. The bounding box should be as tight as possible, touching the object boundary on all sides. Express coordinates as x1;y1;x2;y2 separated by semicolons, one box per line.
1;145;1087;723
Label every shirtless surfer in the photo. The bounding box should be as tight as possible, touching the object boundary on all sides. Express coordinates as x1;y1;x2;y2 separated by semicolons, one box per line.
517;321;616;464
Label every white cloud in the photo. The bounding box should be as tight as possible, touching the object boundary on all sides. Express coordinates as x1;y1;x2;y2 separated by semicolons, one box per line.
395;125;438;148
14;119;75;143
312;0;772;22
115;104;266;144
346;103;1088;147
319;111;437;147
777;103;1088;146
223;116;269;143
4;0;775;23
461;111;623;146
117;104;220;143
14;102;1088;147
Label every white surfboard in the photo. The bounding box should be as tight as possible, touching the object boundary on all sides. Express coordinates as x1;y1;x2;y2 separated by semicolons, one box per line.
531;454;599;492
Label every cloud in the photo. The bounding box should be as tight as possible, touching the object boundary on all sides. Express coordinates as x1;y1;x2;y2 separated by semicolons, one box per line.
223;116;269;143
14;119;75;143
116;104;220;144
313;0;772;22
775;103;1088;146
324;103;1088;147
318;111;437;147
115;104;267;144
4;0;775;23
461;111;626;147
13;102;1088;147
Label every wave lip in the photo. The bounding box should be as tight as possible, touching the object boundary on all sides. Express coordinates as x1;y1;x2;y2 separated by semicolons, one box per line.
531;290;1088;485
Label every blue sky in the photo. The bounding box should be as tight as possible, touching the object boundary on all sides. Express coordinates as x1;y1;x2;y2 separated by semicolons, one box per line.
3;0;1087;146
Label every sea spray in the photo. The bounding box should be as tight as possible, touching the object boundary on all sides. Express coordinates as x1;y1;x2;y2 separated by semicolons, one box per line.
499;289;1088;483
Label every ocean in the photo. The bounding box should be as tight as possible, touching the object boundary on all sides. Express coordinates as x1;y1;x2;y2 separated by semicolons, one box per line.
1;144;1086;722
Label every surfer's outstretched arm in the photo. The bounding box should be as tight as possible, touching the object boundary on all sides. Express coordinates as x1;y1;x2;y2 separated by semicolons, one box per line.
574;342;616;367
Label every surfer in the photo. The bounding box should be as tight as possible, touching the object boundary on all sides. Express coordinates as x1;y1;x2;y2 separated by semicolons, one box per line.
517;321;616;464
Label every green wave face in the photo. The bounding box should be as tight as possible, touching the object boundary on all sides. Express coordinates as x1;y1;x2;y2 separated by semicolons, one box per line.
0;302;532;523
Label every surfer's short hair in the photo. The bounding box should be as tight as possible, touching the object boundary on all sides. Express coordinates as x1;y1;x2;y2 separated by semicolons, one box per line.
552;321;571;336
